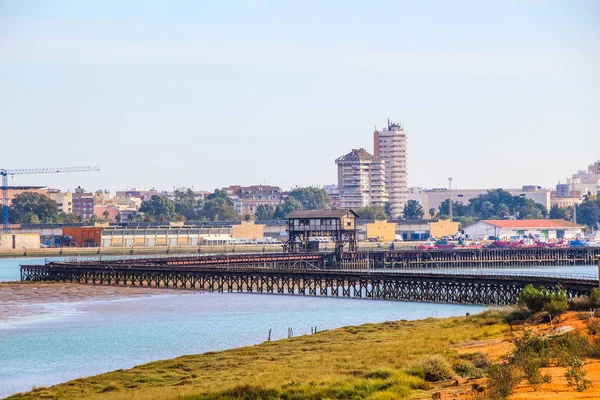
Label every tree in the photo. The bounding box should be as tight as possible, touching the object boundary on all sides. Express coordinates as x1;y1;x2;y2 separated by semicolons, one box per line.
549;204;570;220
384;202;393;219
201;196;239;221
174;189;201;221
428;208;436;218
102;210;110;221
9;192;59;223
402;200;424;220
518;284;547;312
273;196;303;219
139;195;176;222
255;204;275;220
288;187;331;210
576;195;600;229
22;212;40;223
243;213;254;221
355;205;387;220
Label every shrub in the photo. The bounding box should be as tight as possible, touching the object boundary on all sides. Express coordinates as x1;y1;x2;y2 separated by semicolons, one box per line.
565;357;591;391
518;285;546;312
576;312;591;321
590;288;600;305
459;352;490;369
411;355;455;382
543;298;569;317
487;362;521;400
518;285;570;315
520;357;551;389
587;319;600;337
453;359;474;378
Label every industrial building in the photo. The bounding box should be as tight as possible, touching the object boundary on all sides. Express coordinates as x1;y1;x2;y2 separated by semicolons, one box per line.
413;186;552;212
462;219;583;241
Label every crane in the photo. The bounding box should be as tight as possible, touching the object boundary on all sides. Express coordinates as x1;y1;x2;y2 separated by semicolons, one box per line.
1;166;100;231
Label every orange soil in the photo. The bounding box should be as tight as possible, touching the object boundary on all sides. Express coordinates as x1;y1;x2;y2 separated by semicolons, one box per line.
438;311;600;399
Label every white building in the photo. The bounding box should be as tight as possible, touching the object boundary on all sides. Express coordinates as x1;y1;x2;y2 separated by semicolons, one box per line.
335;148;389;209
422;186;551;212
554;160;600;202
374;120;408;218
462;219;583;241
46;190;73;214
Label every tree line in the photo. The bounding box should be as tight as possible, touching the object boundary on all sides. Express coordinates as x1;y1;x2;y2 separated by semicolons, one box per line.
7;188;600;229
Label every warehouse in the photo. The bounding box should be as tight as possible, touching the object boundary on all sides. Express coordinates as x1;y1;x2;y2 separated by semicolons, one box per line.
462;219;583;241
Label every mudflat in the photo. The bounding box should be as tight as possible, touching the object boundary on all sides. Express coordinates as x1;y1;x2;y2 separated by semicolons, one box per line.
0;282;192;322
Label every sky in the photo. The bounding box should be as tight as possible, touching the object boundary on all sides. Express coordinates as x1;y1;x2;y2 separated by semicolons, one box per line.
1;0;599;193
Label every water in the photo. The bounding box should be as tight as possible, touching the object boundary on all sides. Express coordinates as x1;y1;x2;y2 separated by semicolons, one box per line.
1;292;484;397
0;257;597;398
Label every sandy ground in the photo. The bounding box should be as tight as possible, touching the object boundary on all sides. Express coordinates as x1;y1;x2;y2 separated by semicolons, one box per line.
436;312;600;399
0;282;194;322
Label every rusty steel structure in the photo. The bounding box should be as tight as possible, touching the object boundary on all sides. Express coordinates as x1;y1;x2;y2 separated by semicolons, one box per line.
284;210;358;257
20;249;600;306
345;246;600;269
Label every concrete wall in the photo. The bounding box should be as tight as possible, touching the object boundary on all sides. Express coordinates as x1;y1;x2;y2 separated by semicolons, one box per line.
0;233;40;250
231;221;264;239
430;220;460;239
366;220;396;242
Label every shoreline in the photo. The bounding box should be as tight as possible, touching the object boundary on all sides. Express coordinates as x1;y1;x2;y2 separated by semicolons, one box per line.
0;282;198;324
7;310;600;400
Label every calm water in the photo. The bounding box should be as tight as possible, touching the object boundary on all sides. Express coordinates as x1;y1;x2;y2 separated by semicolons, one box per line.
0;257;597;398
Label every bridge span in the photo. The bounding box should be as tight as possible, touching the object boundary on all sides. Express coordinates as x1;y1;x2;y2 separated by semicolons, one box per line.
20;251;599;306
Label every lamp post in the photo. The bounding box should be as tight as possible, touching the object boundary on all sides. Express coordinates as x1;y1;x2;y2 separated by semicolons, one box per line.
448;177;453;222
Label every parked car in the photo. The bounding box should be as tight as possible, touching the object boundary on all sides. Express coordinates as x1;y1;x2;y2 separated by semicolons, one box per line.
417;242;436;250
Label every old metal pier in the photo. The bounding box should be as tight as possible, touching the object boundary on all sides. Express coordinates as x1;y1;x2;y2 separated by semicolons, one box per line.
20;249;600;306
343;247;600;269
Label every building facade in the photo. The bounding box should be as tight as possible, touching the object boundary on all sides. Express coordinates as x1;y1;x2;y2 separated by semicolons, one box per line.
47;190;73;214
335;148;388;209
72;192;95;219
223;185;283;215
462;219;583;241
553;160;600;205
421;186;551;212
374;120;408;218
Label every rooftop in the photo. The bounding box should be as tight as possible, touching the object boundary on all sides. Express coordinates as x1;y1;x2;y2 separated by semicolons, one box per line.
335;148;382;163
286;209;358;219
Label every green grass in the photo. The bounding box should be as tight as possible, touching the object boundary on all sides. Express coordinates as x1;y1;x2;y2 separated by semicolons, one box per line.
8;311;510;400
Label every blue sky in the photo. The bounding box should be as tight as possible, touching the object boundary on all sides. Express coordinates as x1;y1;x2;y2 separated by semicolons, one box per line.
1;0;599;193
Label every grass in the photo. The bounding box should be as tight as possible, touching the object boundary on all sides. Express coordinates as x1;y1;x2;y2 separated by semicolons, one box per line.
8;311;510;400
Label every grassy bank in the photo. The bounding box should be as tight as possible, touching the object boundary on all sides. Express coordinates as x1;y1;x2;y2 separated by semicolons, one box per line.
8;312;509;400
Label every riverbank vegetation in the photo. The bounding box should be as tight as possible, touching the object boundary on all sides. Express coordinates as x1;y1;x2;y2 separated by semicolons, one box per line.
9;304;600;400
9;311;509;400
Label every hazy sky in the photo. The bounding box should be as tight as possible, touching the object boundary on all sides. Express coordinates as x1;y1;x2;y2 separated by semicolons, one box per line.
1;1;599;193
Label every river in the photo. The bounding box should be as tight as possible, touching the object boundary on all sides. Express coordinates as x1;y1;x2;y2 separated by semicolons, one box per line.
0;257;597;398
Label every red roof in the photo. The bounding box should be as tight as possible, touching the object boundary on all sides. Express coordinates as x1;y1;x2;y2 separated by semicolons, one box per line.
481;219;581;229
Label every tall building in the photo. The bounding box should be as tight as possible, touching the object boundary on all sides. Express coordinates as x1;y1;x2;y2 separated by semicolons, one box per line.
374;120;408;218
335;148;388;209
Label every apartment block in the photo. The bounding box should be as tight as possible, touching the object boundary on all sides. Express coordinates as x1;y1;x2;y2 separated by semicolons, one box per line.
374;120;408;218
335;148;389;209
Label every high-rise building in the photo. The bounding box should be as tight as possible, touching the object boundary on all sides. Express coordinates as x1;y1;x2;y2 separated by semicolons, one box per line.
374;120;408;218
335;148;388;209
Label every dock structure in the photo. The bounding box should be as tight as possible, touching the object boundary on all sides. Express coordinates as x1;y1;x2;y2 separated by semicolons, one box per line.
20;248;600;306
344;247;600;269
284;210;358;257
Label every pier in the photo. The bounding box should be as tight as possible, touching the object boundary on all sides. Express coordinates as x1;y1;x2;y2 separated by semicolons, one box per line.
20;248;600;306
